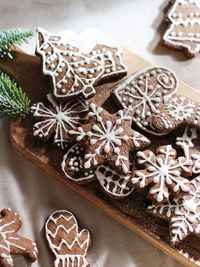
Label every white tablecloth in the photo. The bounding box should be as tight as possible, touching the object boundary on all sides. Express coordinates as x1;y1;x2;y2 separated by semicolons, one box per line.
0;0;198;266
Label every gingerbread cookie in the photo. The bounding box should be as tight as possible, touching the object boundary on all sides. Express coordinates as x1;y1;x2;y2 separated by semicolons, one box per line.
176;126;200;174
61;144;95;184
0;208;38;267
148;176;200;245
69;103;151;174
31;94;88;149
36;27;127;100
61;144;133;197
113;66;179;135
150;95;200;135
95;165;133;197
130;145;192;204
45;210;91;267
163;0;200;57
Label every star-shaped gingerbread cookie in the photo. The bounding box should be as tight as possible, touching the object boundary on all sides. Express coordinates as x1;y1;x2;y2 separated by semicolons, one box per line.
148;176;200;245
69;103;150;174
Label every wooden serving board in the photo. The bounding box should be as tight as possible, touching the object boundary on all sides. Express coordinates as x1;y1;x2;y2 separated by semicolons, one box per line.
1;48;200;267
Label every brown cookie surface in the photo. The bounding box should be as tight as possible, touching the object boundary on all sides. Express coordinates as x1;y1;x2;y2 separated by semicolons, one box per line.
0;208;38;267
130;144;193;204
163;0;200;57
112;66;179;135
150;95;200;135
36;27;127;100
69;103;151;174
45;210;92;267
31;94;88;150
148;176;200;245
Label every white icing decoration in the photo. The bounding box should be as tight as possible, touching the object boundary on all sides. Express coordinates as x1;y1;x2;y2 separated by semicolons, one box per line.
131;145;192;203
148;176;200;244
36;27;127;99
95;165;133;197
167;96;195;121
113;66;179;136
61;144;94;183
176;126;200;174
31;94;88;150
164;0;200;55
0;209;38;266
69;103;150;173
176;126;197;159
45;210;91;267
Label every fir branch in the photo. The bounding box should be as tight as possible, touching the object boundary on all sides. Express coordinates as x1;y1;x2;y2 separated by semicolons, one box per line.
0;72;31;118
0;28;33;58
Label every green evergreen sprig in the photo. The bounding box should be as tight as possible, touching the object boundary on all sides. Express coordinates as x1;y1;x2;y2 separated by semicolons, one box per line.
0;72;31;118
0;28;33;58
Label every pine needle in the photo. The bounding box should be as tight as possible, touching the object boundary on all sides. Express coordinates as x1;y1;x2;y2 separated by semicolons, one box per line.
0;28;33;58
0;72;31;118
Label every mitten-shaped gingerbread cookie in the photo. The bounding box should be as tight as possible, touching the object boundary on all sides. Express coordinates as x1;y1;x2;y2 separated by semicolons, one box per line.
45;210;92;267
0;208;38;267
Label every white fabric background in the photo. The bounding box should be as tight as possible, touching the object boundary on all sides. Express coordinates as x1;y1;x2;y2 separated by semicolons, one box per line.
0;0;199;266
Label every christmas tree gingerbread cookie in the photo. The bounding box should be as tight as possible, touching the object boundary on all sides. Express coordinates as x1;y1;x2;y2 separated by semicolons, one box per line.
45;210;92;267
163;0;200;57
36;27;127;100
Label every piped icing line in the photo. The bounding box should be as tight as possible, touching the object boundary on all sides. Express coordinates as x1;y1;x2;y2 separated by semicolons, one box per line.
45;210;91;267
36;27;127;99
31;94;88;150
164;0;200;55
113;66;179;136
148;176;200;245
130;144;192;204
69;103;151;174
0;208;38;267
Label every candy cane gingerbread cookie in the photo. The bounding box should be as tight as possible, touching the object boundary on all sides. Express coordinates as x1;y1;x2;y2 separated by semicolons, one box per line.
45;210;91;267
163;0;200;57
0;208;38;267
37;27;127;100
113;66;179;135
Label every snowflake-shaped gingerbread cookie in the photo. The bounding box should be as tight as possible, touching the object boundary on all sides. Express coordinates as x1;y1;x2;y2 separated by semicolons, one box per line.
130;145;192;204
69;103;151;174
113;66;179;135
31;94;88;149
176;126;200;174
61;143;133;197
150;95;200;135
148;176;200;245
37;27;127;100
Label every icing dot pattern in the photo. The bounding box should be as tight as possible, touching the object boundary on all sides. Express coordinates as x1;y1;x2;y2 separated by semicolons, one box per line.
164;0;200;56
37;27;127;100
113;66;179;136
